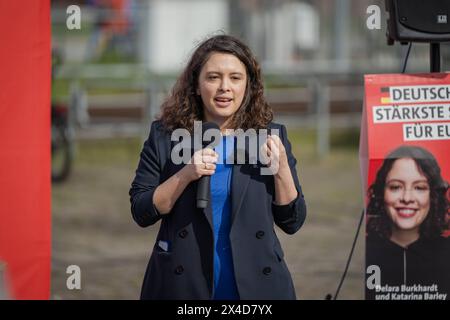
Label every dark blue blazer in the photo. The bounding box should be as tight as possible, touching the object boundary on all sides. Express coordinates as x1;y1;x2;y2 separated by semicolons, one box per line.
129;120;307;300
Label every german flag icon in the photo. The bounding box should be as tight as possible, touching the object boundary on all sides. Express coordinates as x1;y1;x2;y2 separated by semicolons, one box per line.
380;87;391;104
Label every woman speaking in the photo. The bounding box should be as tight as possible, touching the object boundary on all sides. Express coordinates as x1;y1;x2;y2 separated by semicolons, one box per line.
129;35;307;300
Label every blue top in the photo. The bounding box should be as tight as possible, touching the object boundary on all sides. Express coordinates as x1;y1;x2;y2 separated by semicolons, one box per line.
211;135;239;300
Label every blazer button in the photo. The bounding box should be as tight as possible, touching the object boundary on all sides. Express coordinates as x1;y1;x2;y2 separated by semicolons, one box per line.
263;267;271;275
256;230;265;239
179;229;188;238
175;265;184;275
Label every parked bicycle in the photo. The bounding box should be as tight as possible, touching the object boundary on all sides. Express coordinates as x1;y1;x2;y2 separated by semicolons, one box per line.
51;48;88;182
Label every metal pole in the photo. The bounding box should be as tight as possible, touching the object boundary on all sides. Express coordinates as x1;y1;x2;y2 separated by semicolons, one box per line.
430;43;441;72
333;0;350;70
316;80;330;157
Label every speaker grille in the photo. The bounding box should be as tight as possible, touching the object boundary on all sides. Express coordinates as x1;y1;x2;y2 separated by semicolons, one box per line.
397;0;450;34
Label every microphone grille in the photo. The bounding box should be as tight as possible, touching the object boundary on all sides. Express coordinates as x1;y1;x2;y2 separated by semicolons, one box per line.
201;122;220;147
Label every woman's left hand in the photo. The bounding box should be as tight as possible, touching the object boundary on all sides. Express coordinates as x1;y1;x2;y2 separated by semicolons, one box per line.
261;134;289;176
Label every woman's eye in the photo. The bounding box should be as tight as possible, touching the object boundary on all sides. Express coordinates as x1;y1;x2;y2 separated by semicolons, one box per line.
415;185;429;192
388;185;402;191
208;76;218;80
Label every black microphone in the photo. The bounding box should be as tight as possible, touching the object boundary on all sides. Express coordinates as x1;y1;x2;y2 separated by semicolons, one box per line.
197;122;220;209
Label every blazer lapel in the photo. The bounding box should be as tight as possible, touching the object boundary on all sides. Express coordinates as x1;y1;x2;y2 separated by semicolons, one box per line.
182;133;213;231
230;164;250;225
230;134;254;225
202;186;214;231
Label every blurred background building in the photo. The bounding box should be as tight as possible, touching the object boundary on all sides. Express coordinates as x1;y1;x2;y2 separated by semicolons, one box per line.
53;0;448;69
51;0;449;145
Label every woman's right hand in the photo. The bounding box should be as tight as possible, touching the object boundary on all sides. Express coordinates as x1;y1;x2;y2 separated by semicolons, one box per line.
181;148;218;182
153;148;218;215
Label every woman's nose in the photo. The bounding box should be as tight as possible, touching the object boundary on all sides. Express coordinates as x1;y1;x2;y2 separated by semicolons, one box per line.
401;189;414;203
219;78;231;92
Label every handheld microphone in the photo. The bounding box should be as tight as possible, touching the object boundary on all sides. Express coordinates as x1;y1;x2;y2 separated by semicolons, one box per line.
197;122;220;209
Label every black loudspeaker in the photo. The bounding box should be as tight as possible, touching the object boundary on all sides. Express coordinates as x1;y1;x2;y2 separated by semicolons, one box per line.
386;0;450;44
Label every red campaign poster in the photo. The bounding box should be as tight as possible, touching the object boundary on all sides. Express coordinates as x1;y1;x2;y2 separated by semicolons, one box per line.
0;1;51;299
360;73;450;300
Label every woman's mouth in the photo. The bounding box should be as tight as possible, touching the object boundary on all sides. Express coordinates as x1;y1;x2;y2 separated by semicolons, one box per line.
396;208;417;218
214;97;233;108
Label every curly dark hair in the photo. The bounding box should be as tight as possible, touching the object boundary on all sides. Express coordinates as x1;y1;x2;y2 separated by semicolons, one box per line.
157;34;273;132
366;145;449;239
